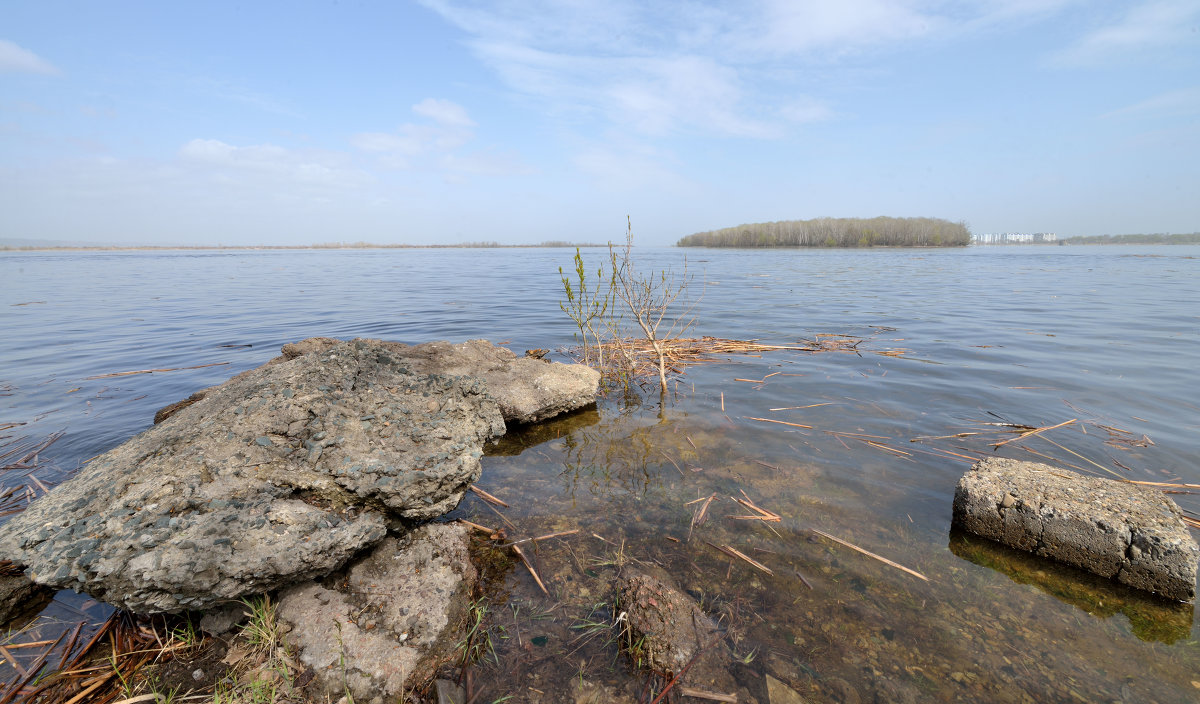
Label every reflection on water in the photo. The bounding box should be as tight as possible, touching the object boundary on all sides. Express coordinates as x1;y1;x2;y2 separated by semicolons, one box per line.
3;246;1199;702
949;529;1193;644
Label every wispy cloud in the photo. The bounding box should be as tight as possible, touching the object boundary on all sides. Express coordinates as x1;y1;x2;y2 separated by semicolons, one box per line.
350;98;528;178
0;39;60;75
417;1;1072;140
179;138;367;188
1051;0;1200;66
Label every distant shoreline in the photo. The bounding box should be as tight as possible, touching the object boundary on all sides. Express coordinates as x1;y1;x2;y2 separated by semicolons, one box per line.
0;242;607;253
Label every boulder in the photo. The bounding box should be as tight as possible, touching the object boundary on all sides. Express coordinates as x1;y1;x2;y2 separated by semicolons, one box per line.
277;523;477;704
0;339;509;612
953;457;1199;601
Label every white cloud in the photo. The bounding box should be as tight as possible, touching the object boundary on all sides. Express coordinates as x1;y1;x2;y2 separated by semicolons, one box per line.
0;39;60;75
412;98;476;127
1052;0;1200;66
754;0;941;55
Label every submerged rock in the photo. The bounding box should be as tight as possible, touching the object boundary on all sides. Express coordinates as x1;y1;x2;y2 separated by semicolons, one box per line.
0;338;599;613
277;523;477;704
616;569;742;697
953;457;1199;602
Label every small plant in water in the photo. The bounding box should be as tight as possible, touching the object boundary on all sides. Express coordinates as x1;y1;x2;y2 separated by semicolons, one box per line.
558;217;699;395
458;596;498;666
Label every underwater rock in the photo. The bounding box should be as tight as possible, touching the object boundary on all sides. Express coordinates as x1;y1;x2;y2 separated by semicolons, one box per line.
277;523;477;704
953;457;1198;602
616;569;741;696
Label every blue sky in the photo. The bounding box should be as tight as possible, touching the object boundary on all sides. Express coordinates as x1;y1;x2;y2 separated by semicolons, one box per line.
2;1;1198;246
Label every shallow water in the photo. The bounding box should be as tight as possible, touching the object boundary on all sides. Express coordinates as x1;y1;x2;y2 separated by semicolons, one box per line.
2;245;1198;701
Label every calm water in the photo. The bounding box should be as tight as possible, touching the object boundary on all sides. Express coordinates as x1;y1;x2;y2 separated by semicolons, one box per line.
2;246;1199;702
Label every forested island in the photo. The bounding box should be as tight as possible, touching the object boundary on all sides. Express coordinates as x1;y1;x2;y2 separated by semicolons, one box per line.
1056;233;1200;245
677;216;970;248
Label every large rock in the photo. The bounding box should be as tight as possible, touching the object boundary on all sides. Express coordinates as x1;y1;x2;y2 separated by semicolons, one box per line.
277;523;477;704
156;338;601;427
0;339;511;612
953;457;1199;601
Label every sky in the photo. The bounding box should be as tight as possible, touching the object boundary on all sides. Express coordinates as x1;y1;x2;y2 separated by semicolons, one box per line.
1;1;1198;246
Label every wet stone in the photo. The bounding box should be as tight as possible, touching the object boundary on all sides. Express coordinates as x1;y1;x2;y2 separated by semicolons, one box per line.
953;457;1199;601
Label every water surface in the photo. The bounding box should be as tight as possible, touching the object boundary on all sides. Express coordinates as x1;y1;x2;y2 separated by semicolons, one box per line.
2;246;1198;702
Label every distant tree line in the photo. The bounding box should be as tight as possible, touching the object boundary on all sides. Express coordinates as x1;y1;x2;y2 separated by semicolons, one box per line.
1056;233;1200;245
677;216;970;248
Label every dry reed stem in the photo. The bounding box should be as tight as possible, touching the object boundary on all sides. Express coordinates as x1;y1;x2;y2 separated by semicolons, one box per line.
468;485;509;507
734;491;780;520
1127;480;1200;489
812;529;929;582
769;403;833;411
863;440;911;457
84;361;230;380
503;529;580;548
511;544;549;596
659;452;684;476
706;542;774;575
745;417;813;430
678;687;738;702
992;418;1077;448
459;520;500;536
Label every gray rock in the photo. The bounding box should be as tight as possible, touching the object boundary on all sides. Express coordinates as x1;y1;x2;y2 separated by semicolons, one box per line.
277;523;477;704
953;457;1199;601
156;338;601;427
388;339;601;425
0;339;505;612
